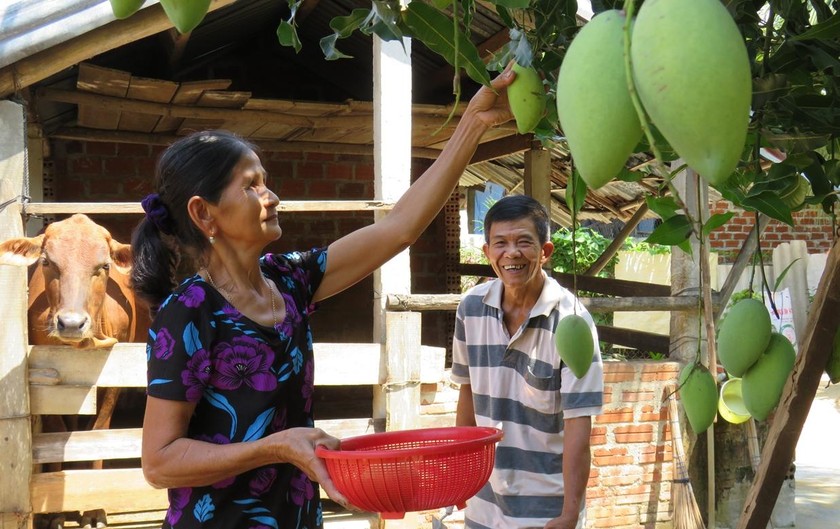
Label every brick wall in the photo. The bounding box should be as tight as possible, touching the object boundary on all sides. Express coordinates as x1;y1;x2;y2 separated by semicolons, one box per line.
49;139;453;346
419;361;682;529
709;200;835;262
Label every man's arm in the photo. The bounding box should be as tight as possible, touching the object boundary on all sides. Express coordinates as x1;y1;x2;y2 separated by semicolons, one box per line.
456;383;477;427
546;416;592;529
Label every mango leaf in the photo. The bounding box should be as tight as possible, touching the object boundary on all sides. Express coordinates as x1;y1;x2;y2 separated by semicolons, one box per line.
432;0;452;8
646;196;680;220
740;191;794;226
320;34;352;60
319;8;371;60
566;171;587;215
825;159;840;186
773;258;802;292
276;20;301;53
402;2;491;87
791;12;840;41
702;212;735;238
645;215;692;246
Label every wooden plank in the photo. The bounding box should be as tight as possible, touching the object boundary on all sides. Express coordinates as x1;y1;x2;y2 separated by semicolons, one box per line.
25;200;394;216
33;428;143;465
29;343;146;387
595;325;669;354
178;90;252;134
738;239;840;529
28;342;443;389
0;0;239;99
585;203;650;277
76;63;130;130
31;469;167;514
524;146;552;212
0;100;32;525
153;79;232;132
119;76;179;132
386;293;704;313
30;385;96;416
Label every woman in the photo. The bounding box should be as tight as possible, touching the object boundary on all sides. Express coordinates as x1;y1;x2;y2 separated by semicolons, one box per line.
131;68;514;529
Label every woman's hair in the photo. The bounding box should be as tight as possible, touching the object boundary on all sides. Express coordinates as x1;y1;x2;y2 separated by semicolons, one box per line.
483;194;550;244
131;130;257;308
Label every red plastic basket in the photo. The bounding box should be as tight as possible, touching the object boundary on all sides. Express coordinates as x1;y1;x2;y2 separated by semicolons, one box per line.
315;426;503;519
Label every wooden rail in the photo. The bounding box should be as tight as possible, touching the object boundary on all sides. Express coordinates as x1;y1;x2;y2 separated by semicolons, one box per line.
386;293;703;313
24;201;394;215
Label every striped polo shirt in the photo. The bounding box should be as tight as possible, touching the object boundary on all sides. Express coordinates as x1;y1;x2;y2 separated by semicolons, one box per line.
451;273;604;529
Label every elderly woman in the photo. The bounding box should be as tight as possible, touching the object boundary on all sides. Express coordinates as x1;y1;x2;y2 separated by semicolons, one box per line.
130;69;514;529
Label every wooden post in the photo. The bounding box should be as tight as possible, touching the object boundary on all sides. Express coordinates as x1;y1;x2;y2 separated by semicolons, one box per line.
370;27;420;529
0;101;33;529
523;143;552;215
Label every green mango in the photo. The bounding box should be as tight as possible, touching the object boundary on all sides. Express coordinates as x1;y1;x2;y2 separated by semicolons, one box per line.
717;298;772;377
678;363;717;433
508;63;546;135
742;333;795;421
631;0;752;187
556;9;642;190
109;0;145;19
159;0;212;34
554;314;594;378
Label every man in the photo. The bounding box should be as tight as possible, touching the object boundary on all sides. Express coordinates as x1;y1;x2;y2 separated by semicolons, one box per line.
452;195;604;529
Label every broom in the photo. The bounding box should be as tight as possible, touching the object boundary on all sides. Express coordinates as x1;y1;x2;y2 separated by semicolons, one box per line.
667;385;705;529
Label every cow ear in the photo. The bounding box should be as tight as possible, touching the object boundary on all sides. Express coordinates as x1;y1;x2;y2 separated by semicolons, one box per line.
109;239;133;273
0;235;44;266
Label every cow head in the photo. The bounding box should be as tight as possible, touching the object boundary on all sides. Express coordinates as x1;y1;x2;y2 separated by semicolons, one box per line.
0;214;132;348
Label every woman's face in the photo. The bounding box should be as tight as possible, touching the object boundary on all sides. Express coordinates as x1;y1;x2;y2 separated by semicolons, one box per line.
212;149;282;248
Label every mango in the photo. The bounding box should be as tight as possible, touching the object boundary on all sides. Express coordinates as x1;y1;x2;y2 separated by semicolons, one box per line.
109;0;145;19
159;0;212;34
717;298;772;377
508;63;546;134
556;10;642;190
554;314;594;378
742;333;795;421
678;362;718;433
631;0;752;187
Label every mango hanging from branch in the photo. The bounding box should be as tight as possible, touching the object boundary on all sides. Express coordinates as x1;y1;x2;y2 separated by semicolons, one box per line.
631;0;752;187
508;63;546;135
554;313;594;378
556;9;642;190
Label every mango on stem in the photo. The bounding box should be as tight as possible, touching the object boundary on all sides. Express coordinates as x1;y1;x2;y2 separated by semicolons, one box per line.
631;0;752;187
741;333;795;421
556;9;642;190
717;298;772;377
678;363;717;434
508;63;546;135
554;313;594;378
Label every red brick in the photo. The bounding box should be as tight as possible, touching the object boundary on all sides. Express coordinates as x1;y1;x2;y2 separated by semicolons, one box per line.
593;515;639;527
340;182;368;199
86;142;117;156
70;158;101;175
621;390;655;402
117;143;151;156
305;152;335;163
596;408;634;423
279;179;306;198
593;447;628;458
297;162;324;179
593;454;635;467
308;181;340;199
104;157;137;177
614;424;655;443
355;164;375;180
326;164;353;180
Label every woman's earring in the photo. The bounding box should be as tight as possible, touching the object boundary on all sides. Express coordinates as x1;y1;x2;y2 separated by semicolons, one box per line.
209;234;216;245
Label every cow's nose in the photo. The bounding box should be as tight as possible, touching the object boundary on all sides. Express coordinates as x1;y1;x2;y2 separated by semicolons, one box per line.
56;312;90;333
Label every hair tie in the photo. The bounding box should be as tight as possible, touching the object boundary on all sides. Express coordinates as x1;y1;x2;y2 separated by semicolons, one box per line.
141;193;173;234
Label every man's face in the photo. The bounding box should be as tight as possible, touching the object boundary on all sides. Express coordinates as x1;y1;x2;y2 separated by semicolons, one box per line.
483;218;553;290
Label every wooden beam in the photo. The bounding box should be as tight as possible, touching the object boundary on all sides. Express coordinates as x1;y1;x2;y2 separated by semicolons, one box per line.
524;144;552;212
585;203;650;276
469;133;535;163
714;213;771;320
737;239;840;529
386;293;704;313
24;200;395;216
31;469;167;514
0;0;238;99
595;325;669;354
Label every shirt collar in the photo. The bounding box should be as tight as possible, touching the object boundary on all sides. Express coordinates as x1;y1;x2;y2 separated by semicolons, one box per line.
482;270;567;317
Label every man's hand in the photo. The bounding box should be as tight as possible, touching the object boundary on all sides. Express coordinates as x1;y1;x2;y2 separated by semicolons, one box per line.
544;512;579;529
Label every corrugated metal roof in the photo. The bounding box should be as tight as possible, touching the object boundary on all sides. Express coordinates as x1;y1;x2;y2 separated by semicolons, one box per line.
0;0;159;70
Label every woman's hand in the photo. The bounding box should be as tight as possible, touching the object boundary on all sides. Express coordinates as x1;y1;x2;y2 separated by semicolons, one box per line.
462;64;517;130
265;427;356;510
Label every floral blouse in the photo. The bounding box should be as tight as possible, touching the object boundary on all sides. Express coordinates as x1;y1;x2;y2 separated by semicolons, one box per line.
146;249;328;529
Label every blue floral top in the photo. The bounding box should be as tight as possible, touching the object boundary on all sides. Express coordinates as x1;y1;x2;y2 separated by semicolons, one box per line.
146;248;328;529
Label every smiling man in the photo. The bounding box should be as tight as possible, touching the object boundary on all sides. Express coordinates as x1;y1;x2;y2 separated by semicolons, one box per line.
452;194;604;529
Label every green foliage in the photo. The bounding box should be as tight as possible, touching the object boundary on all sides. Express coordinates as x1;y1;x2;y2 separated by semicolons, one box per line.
550;226;615;276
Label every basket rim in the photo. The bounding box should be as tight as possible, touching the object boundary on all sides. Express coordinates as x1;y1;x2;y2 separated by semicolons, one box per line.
315;426;503;460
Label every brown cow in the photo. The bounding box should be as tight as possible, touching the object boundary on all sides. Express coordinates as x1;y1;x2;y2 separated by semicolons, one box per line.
0;214;150;529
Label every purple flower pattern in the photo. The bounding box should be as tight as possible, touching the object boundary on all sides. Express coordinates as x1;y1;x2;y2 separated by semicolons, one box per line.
211;335;277;392
153;328;175;360
166;487;191;526
302;361;314;413
179;284;206;308
289;470;315;507
249;467;278;497
182;348;212;402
